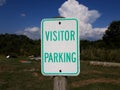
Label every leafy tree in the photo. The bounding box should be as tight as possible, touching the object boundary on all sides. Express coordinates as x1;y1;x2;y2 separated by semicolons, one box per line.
0;34;41;56
103;21;120;48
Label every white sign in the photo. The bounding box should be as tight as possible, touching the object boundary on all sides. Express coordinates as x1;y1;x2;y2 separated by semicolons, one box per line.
41;18;80;76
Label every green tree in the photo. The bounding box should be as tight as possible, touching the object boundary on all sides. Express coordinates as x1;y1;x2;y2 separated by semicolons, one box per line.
103;21;120;48
0;34;40;56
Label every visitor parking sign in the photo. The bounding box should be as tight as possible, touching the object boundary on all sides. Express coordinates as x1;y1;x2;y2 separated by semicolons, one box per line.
41;18;80;76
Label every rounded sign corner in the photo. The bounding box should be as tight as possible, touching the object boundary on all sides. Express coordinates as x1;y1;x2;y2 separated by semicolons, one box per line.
76;69;80;76
41;70;47;76
41;19;47;25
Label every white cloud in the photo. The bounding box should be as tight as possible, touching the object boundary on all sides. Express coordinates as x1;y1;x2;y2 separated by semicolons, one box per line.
58;0;107;40
24;27;39;33
20;13;26;17
0;0;6;6
16;26;40;39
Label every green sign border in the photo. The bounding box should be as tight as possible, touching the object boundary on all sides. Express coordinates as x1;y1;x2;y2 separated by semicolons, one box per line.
41;18;80;76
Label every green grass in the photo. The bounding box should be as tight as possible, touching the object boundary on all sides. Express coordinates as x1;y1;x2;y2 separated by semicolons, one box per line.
81;48;120;62
72;83;120;90
0;57;120;90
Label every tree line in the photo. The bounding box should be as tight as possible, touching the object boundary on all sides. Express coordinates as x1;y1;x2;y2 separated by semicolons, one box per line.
81;21;120;62
81;21;120;48
0;21;120;62
0;34;40;56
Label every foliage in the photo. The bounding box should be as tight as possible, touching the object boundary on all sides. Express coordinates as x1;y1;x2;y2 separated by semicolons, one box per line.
0;20;120;62
103;21;120;48
81;47;120;62
0;34;40;56
80;21;120;62
80;40;120;63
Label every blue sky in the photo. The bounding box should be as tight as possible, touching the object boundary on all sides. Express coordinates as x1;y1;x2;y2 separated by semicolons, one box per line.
0;0;120;40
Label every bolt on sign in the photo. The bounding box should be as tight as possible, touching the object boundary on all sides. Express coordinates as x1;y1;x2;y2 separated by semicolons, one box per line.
41;18;80;76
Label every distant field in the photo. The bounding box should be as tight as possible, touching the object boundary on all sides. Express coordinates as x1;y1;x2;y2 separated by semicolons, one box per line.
0;57;120;90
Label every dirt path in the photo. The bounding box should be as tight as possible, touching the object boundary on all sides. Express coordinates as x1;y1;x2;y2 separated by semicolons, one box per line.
72;78;120;87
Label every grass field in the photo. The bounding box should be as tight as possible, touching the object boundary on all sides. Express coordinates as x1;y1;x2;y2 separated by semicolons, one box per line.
0;57;120;90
